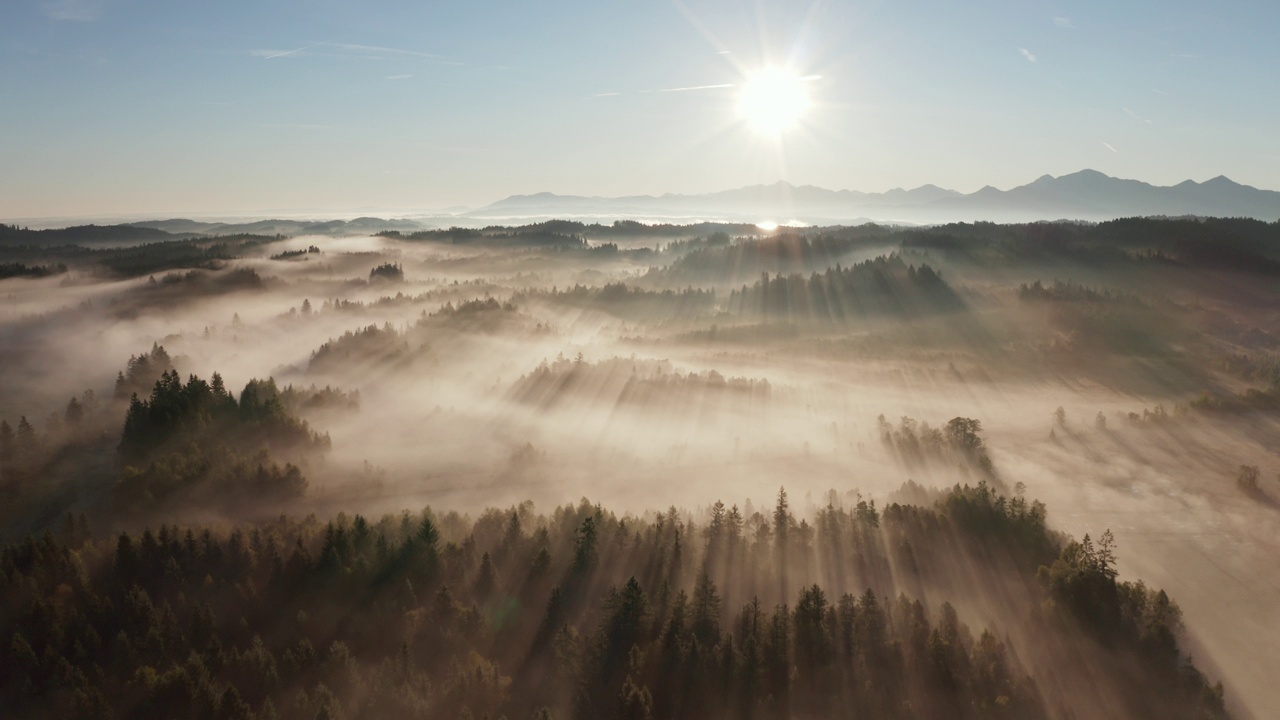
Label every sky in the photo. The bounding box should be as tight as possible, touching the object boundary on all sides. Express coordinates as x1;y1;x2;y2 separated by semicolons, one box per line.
2;0;1279;219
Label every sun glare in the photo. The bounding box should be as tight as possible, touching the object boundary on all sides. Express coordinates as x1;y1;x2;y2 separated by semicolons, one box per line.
738;66;812;136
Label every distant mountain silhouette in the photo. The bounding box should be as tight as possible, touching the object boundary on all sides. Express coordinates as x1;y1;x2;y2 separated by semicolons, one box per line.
472;170;1280;223
9;172;1278;245
0;217;429;247
129;217;424;237
0;223;185;247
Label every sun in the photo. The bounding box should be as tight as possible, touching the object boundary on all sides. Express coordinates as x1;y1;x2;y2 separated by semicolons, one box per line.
738;66;812;136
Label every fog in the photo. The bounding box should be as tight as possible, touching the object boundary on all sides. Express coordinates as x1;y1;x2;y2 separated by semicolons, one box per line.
1;220;1277;718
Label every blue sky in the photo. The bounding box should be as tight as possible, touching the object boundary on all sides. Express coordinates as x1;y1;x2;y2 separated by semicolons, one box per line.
3;0;1278;218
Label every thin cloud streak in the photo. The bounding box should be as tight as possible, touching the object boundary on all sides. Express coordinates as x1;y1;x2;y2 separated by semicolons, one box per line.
1019;48;1038;64
654;83;735;93
1053;17;1075;29
39;0;102;22
254;47;313;60
1123;107;1153;125
250;42;457;65
1102;141;1118;154
254;123;337;131
327;43;448;62
386;74;413;81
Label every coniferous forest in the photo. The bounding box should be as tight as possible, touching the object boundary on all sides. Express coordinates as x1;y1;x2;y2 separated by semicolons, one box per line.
3;218;1279;718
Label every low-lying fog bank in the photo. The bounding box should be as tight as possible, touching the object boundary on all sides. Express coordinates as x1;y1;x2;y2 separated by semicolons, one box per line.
2;219;1278;717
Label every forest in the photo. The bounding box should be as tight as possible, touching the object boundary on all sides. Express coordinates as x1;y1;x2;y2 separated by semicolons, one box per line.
1;216;1278;718
1;482;1226;720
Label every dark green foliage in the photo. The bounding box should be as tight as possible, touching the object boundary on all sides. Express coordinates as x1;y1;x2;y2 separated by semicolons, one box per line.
115;373;327;513
1018;279;1144;306
0;421;14;482
619;368;771;407
0;485;1227;720
478;225;586;248
899;216;1280;271
118;373;321;463
1232;465;1274;504
429;297;514;317
136;267;265;297
101;242;238;276
307;324;419;375
377;221;761;246
377;226;485;242
878;414;999;480
509;356;769;412
368;263;404;282
1188;386;1280;416
0;231;282;277
0;222;179;247
378;224;588;247
515;283;716;320
934;480;1054;571
96;236;281;277
0;262;68;279
1037;530;1227;718
1214;351;1280;389
417;297;524;333
658;228;901;285
114;344;176;400
728;255;964;321
271;246;320;260
275;385;360;414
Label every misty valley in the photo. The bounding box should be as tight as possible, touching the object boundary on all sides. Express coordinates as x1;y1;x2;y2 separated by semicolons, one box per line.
2;217;1279;720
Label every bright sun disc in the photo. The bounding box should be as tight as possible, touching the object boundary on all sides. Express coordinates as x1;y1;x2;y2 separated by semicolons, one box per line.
738;66;811;136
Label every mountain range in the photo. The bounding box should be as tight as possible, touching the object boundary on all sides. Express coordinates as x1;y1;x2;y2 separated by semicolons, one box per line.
6;171;1279;243
469;170;1280;224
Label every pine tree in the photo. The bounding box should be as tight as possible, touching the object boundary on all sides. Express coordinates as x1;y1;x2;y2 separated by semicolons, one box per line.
64;397;85;427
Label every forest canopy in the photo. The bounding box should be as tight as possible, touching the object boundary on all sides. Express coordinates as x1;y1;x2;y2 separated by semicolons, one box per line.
2;215;1274;718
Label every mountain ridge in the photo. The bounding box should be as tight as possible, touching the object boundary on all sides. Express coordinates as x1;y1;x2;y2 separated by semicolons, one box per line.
472;170;1280;223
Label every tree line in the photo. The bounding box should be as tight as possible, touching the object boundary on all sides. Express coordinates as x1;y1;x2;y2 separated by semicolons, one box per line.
727;256;964;321
0;481;1227;719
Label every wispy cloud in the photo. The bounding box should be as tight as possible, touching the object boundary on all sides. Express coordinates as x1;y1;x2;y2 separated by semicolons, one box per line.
1102;141;1118;154
1053;17;1075;29
254;123;336;131
1123;107;1153;125
253;46;314;60
654;83;735;93
1019;48;1038;63
40;0;103;21
328;43;454;63
250;42;458;65
597;80;746;98
386;74;413;81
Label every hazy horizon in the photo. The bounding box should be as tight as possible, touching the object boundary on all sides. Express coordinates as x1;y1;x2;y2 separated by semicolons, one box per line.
5;1;1280;217
6;167;1280;228
3;2;1278;719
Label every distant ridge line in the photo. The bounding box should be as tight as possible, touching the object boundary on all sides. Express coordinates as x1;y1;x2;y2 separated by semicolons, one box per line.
473;170;1280;224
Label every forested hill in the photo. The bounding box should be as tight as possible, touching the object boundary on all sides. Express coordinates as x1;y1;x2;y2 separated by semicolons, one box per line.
0;223;186;247
0;483;1227;720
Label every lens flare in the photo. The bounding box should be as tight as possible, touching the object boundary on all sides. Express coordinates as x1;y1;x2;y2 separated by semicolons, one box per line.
738;66;812;136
